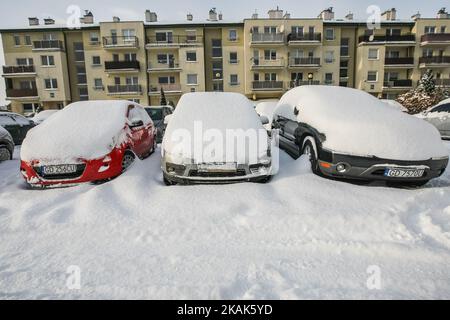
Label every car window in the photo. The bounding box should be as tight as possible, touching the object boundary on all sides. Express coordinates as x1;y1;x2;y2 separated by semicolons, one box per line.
12;114;31;125
146;108;163;121
0;115;16;126
431;103;450;113
137;106;152;125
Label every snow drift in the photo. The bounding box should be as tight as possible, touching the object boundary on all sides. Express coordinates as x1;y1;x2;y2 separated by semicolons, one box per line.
21;101;135;163
274;86;448;160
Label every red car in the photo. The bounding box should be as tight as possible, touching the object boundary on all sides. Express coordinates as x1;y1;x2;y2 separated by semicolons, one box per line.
20;101;156;188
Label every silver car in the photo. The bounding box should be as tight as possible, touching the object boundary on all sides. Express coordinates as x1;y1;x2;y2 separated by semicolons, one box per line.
422;99;450;140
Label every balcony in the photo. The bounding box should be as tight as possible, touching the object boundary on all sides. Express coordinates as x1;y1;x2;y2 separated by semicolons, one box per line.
288;57;321;68
384;57;414;68
383;79;413;89
289;80;321;88
102;37;139;49
32;40;64;51
147;62;181;73
252;81;284;91
420;33;450;46
146;35;203;49
435;79;450;87
148;84;182;95
288;33;322;45
107;84;142;95
6;88;38;99
251;57;285;69
358;34;415;45
419;56;450;68
104;60;140;73
251;33;284;45
2;65;36;77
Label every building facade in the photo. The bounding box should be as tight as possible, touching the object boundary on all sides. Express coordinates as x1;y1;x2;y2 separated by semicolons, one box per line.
1;8;450;114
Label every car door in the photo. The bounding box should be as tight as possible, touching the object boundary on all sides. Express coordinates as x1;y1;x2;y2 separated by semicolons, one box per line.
11;114;34;143
274;115;301;157
127;106;150;156
0;114;21;145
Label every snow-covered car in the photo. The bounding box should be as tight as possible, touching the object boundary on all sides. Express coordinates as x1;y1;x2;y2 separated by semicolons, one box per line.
255;100;279;131
0;112;35;144
32;109;59;125
0;125;14;161
144;105;173;143
20;101;157;188
162;92;272;185
420;98;450;140
381;99;408;112
273;86;449;186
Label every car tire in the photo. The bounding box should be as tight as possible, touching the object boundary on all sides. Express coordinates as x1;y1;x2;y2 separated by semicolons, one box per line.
0;146;12;161
301;139;321;175
121;151;135;172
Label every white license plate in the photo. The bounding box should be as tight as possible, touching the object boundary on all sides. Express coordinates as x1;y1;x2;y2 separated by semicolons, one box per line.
42;164;78;175
384;168;425;178
198;163;237;172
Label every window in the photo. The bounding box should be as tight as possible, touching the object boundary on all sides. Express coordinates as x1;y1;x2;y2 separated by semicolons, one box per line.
340;60;349;78
325;51;334;63
186;51;197;62
386;51;400;58
325;73;333;84
325;28;335;40
253;73;260;81
74;42;85;62
229;52;238;63
125;77;139;85
90;32;99;43
22;103;39;114
122;29;136;40
186;30;197;42
79;87;89;101
155;31;173;43
17;58;33;66
19;80;34;89
264;50;277;60
291;26;303;35
213;82;223;92
158;76;175;84
43;33;56;40
14;35;20;46
424;26;436;34
41;55;55;66
229;29;237;41
264;26;277;34
92;56;101;65
264;73;276;81
440;26;447;33
76;65;87;84
367;71;378;82
187;74;198;85
291;72;303;81
0;115;16;126
94;78;103;89
44;78;58;89
24;35;32;46
157;54;168;64
368;48;379;60
124;53;137;61
386;28;401;36
423;48;433;57
340;38;349;56
431;103;450;113
230;74;239;85
212;39;222;58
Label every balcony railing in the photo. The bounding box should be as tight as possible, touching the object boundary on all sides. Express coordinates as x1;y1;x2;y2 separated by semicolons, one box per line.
252;81;284;90
421;33;450;43
107;84;142;94
33;40;64;51
384;57;414;65
289;80;321;88
358;34;415;43
383;79;413;88
288;33;322;42
252;57;285;68
435;79;450;87
251;33;284;43
3;65;36;74
149;84;182;93
104;60;140;71
289;57;321;67
146;35;203;47
6;88;38;98
103;36;139;48
147;62;181;71
419;56;450;65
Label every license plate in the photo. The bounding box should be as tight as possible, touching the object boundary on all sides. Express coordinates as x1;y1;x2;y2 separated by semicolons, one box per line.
384;168;425;178
42;164;78;175
198;163;237;172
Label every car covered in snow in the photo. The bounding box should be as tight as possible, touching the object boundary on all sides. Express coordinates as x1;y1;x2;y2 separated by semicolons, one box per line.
31;109;59;125
380;99;408;113
162;92;272;185
255;100;279;131
419;98;450;140
20;101;157;188
0;125;14;161
144;105;173;143
273;86;449;186
0;112;35;144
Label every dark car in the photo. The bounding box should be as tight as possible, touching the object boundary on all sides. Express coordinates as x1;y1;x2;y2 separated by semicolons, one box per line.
0;112;35;145
421;99;450;140
273;86;449;187
0;125;14;161
144;106;173;143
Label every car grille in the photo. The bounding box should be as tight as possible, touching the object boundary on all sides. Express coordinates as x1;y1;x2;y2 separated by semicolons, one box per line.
189;169;247;178
33;164;86;181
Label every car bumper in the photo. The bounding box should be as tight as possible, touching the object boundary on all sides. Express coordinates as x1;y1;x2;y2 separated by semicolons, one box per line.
318;151;449;182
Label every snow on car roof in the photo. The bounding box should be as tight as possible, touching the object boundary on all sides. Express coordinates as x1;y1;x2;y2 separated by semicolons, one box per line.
274;86;448;161
255;101;279;123
32;110;59;122
21;100;139;163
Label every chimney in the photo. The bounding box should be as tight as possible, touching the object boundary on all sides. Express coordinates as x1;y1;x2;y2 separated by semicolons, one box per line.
44;18;55;25
80;10;94;24
218;12;223;21
268;6;283;19
187;13;193;21
209;8;218;21
28;17;39;26
252;11;258;19
145;10;157;23
437;8;449;19
382;8;397;21
283;12;291;19
319;7;335;20
113;16;120;23
411;12;421;20
345;12;354;20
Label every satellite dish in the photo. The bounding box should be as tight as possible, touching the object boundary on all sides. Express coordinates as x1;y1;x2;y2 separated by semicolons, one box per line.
279;25;285;33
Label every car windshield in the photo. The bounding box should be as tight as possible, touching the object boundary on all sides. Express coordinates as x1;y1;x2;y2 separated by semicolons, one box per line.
146;108;163;121
431;103;450;113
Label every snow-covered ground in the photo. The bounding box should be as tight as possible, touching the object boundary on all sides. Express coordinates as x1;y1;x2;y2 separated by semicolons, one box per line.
0;144;450;299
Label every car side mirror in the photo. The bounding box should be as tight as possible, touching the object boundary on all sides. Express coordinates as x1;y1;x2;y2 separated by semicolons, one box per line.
260;115;270;125
130;119;144;128
294;106;300;116
164;115;173;125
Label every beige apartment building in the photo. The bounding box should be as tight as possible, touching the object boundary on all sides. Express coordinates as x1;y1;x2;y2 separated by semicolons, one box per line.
1;7;450;114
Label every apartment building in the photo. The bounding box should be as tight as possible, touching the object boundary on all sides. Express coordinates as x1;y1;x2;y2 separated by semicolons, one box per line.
1;7;450;114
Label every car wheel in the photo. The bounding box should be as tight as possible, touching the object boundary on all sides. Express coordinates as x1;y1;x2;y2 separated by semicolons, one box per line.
121;151;135;172
0;146;12;161
301;140;320;175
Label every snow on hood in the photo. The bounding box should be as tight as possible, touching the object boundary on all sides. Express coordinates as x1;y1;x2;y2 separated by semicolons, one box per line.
255;100;279;123
274;86;448;161
163;92;269;164
21;101;134;164
32;110;59;124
